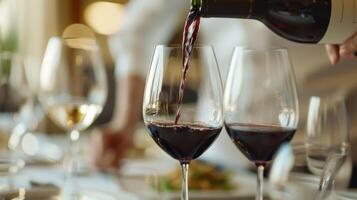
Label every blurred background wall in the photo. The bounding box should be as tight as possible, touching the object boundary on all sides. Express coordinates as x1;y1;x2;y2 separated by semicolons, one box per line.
0;0;130;67
0;0;132;132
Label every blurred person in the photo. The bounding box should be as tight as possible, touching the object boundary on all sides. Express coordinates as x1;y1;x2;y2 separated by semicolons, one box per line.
93;0;357;186
92;0;189;169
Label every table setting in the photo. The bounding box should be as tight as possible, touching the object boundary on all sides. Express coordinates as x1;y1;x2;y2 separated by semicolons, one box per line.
0;17;356;200
0;41;355;200
0;42;356;200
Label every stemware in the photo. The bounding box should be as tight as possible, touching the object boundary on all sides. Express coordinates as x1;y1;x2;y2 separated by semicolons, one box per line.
143;45;223;200
8;56;44;152
224;47;299;200
39;36;107;198
0;52;28;190
306;95;350;199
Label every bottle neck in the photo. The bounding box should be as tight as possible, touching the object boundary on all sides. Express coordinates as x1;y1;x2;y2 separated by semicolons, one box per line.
191;0;202;9
200;0;260;19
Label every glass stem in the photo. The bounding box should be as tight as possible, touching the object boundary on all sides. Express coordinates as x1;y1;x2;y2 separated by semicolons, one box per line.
69;129;80;174
256;165;264;200
8;168;15;189
181;163;190;200
8;151;15;189
315;153;346;200
64;129;81;199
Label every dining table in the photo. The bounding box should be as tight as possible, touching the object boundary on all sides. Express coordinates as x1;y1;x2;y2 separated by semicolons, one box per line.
0;129;356;200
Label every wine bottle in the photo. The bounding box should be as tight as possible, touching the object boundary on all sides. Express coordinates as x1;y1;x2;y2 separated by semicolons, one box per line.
195;0;357;44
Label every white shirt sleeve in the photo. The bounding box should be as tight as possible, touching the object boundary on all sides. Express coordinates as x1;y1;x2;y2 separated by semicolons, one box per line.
108;0;189;78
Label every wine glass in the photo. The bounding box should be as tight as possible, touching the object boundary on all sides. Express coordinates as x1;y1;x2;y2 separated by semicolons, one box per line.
224;47;299;200
8;56;45;152
306;95;350;199
0;52;28;191
39;37;107;198
143;45;223;200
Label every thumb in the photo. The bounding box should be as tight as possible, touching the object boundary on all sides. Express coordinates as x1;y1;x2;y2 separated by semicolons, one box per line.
325;44;340;65
339;33;357;58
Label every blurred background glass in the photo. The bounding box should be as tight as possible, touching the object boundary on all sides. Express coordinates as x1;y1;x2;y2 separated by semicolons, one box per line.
306;95;350;176
306;95;352;199
0;52;28;192
0;52;28;133
39;34;107;198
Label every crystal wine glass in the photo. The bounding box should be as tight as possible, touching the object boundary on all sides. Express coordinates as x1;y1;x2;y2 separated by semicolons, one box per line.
143;45;223;200
224;47;299;200
306;95;350;200
0;52;28;191
39;37;107;198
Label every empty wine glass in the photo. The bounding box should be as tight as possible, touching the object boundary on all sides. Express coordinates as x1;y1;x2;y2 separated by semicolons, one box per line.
39;36;107;199
306;95;350;199
224;47;299;200
143;45;223;200
9;57;44;152
0;52;28;191
0;52;29;132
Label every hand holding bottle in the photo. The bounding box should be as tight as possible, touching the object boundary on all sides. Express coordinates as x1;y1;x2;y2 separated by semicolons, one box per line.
195;0;357;64
326;33;357;65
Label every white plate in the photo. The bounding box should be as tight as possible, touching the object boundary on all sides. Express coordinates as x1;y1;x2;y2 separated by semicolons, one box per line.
120;159;260;199
160;171;258;200
80;190;139;200
162;191;255;200
332;191;357;200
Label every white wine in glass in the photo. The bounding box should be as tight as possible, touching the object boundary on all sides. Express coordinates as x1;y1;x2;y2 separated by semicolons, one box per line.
47;99;102;131
40;34;107;199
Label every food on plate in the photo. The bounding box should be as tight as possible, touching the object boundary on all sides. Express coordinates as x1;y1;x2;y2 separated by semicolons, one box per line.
160;160;236;191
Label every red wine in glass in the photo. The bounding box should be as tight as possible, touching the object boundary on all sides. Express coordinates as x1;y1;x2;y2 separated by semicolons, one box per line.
225;123;296;167
144;43;222;200
147;122;221;164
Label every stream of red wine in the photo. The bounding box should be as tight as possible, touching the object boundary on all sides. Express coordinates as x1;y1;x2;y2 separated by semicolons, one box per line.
175;8;201;125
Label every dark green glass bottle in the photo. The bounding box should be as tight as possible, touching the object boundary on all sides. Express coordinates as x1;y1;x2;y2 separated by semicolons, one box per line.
192;0;357;44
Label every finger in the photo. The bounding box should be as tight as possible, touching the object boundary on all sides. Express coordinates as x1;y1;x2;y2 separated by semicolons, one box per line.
325;44;340;65
339;33;357;58
341;52;356;59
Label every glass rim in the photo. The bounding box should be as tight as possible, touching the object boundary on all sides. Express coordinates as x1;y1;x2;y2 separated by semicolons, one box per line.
47;36;100;51
309;93;346;105
155;44;214;49
233;46;289;53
